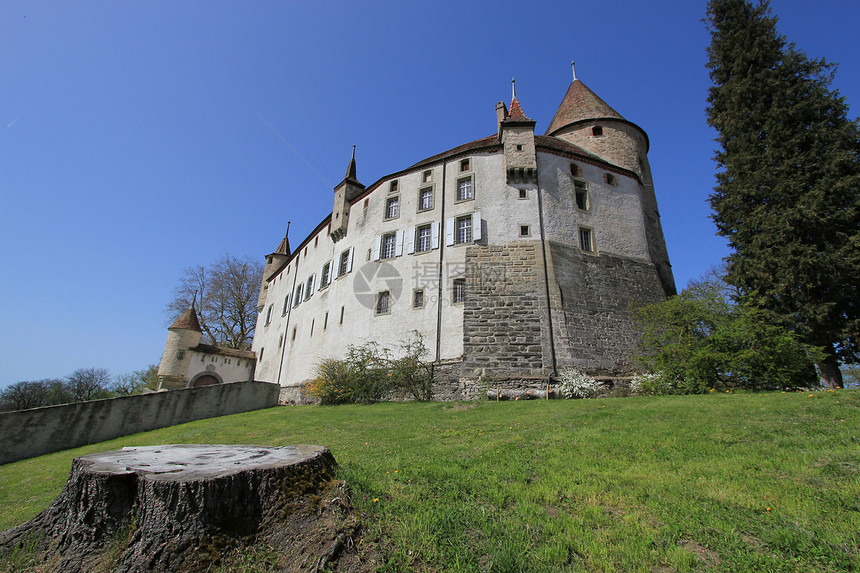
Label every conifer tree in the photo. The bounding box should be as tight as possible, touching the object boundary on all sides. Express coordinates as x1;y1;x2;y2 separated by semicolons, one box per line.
705;0;860;388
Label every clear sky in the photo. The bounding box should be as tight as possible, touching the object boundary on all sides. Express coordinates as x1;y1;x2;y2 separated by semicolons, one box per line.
1;1;858;387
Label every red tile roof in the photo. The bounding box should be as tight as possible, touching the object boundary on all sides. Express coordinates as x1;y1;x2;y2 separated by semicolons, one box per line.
545;80;625;136
170;307;202;332
506;98;532;122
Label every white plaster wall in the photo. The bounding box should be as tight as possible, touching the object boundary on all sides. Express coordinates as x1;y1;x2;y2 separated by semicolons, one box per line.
186;351;254;385
537;153;650;262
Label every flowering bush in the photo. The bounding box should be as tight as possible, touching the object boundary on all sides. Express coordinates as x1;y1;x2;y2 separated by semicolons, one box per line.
558;370;601;399
629;372;663;396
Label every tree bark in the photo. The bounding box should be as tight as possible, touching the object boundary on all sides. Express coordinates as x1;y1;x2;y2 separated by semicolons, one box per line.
0;444;363;572
818;354;844;389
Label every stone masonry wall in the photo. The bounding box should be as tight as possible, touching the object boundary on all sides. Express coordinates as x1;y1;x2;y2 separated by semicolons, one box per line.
462;242;551;379
548;242;667;374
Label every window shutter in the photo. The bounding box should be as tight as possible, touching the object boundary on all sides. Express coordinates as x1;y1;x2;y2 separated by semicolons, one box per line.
332;257;340;280
373;236;382;261
472;211;482;241
395;230;404;257
406;227;415;254
432;222;441;249
346;247;354;273
310;273;316;295
445;218;455;246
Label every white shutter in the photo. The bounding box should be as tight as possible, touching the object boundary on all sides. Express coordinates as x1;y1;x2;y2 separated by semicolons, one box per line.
373;236;382;261
310;273;316;295
472;211;482;241
395;230;404;257
406;226;415;254
445;218;455;246
346;247;354;273
332;257;340;280
432;222;440;249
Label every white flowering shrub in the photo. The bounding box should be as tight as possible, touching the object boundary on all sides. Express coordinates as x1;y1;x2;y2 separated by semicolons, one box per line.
630;372;677;396
558;370;601;399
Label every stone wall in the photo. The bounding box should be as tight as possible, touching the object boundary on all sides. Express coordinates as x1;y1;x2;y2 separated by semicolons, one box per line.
548;242;667;373
0;381;280;465
462;242;551;379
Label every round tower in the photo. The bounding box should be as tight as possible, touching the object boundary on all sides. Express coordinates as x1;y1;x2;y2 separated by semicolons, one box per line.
257;225;291;311
157;305;203;390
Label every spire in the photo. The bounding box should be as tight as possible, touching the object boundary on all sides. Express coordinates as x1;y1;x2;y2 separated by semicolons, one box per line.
571;60;577;81
504;77;534;123
273;222;291;256
170;304;202;332
545;75;625;136
344;145;357;181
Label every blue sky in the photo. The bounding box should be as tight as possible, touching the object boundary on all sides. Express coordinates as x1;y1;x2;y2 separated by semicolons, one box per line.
1;1;858;387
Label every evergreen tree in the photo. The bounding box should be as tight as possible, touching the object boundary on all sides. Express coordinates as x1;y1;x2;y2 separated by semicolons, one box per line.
705;0;860;388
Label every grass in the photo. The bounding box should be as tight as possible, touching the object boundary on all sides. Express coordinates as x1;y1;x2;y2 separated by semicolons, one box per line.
1;390;859;572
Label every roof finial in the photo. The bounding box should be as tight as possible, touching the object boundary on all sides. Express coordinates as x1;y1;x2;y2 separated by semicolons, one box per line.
285;220;291;238
511;78;517;101
351;144;356;161
571;60;577;81
192;290;198;310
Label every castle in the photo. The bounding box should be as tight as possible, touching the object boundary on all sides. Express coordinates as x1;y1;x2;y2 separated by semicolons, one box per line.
158;69;675;397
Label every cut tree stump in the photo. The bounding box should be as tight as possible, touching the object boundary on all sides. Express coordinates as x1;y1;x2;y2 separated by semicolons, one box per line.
0;444;368;572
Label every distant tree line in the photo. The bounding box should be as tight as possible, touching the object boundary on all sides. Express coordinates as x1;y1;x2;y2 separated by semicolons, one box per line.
0;365;159;412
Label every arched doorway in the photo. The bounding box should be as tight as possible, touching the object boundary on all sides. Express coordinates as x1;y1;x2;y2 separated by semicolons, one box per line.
190;374;221;387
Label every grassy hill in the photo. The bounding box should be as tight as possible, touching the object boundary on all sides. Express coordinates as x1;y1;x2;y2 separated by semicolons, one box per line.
1;391;858;572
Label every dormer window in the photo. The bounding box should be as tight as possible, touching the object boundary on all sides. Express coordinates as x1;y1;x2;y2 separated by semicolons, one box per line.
592;126;603;136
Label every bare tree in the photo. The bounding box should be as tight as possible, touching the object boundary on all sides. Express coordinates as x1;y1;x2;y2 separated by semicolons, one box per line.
66;368;111;402
166;254;263;350
0;380;53;411
111;365;159;395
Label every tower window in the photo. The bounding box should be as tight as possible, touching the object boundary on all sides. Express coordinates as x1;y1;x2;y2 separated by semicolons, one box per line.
574;179;589;210
516;144;523;151
570;163;581;177
579;227;595;252
518;189;528;199
604;173;617;186
592;126;603;136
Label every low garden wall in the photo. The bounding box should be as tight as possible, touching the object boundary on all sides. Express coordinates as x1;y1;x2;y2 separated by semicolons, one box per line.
0;381;279;465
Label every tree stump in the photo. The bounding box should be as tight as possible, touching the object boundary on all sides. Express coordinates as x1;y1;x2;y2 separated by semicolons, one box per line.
0;444;365;572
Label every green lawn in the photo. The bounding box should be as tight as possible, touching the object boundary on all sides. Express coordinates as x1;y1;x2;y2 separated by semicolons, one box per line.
1;391;858;572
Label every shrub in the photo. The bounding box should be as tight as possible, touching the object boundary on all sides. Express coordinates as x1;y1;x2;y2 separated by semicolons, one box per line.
558;370;601;399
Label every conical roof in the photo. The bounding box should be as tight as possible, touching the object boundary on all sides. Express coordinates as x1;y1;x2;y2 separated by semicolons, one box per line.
545;79;625;136
170;306;202;332
272;234;290;256
506;98;534;122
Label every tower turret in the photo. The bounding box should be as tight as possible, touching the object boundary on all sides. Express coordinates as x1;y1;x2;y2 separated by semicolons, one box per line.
157;303;204;390
256;225;291;311
330;146;366;242
498;79;537;184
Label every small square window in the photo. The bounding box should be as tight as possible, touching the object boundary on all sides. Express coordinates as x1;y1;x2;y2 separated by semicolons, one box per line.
520;225;530;237
385;196;399;219
457;177;473;201
177;350;185;360
390;180;399;193
604;173;617;186
413;289;425;308
460;158;470;172
419;187;434;211
423;170;432;183
516;144;523;151
592;126;603;136
579;227;594;252
518;189;528;200
376;291;391;315
570;163;581;177
453;279;466;304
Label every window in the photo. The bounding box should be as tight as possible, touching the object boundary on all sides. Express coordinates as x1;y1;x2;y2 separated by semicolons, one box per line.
518;189;528;199
338;249;352;276
314;236;318;247
291;326;297;341
305;275;314;300
574;179;589;210
579;227;594;252
457;177;473;201
293;284;303;307
520;225;530;237
419;187;433;211
592;126;603;136
422;170;432;183
282;294;290;316
460;158;470;172
376;291;390;315
177;351;185;360
570;163;581;177
259;348;264;362
324;312;329;330
310;319;315;337
516;144;523;151
265;305;273;326
413;289;425;308
390;180;399;193
416;225;432;253
453;279;466;304
278;334;283;348
340;306;344;324
320;263;331;288
456;216;472;244
604;173;617;186
381;233;397;259
385;196;399;219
